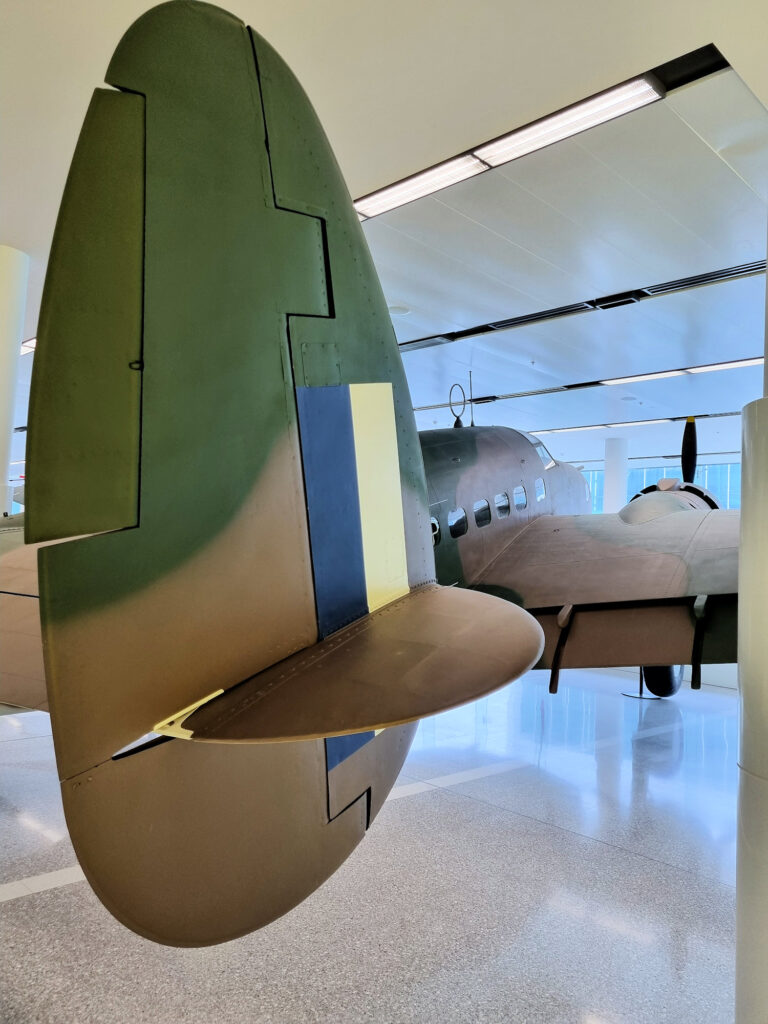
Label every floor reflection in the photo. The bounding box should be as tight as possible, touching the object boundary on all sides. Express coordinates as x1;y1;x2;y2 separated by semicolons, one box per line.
406;668;738;885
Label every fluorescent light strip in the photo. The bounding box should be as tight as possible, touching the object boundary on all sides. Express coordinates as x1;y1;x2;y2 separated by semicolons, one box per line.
536;414;737;434
602;370;685;385
537;424;606;434
474;77;663;166
602;358;764;385
688;357;763;373
415;359;763;415
355;76;663;219
354;156;486;218
607;418;671;428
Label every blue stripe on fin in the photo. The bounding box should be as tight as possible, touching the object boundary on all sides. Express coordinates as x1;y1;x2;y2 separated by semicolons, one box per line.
325;732;376;772
296;386;368;637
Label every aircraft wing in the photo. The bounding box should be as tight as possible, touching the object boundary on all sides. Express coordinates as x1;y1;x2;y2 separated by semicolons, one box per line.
473;501;738;687
0;516;46;711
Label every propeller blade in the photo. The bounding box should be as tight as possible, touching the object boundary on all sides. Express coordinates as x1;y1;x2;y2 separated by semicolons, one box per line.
681;416;697;483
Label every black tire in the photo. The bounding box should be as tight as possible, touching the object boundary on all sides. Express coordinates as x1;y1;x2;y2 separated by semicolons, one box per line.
642;665;683;698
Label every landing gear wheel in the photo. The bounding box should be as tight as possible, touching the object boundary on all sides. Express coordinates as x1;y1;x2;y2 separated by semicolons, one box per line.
641;665;683;698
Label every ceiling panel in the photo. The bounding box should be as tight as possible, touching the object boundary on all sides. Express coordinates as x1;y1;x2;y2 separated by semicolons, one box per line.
362;218;542;338
665;69;768;204
402;273;767;409
495;123;734;282
577;102;767;265
364;69;768;357
371;194;590;312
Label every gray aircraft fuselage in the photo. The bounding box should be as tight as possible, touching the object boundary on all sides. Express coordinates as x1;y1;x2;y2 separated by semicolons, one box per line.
421;425;590;591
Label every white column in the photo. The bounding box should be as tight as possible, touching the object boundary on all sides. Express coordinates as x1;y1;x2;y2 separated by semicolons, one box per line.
0;246;29;515
603;436;628;513
737;398;768;1022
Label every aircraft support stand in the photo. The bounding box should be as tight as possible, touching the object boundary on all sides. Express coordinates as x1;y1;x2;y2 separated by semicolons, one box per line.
736;397;768;1023
0;246;29;515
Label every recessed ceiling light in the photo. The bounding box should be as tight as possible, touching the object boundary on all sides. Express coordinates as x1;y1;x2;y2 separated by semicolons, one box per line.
474;76;664;167
354;155;486;218
388;305;411;317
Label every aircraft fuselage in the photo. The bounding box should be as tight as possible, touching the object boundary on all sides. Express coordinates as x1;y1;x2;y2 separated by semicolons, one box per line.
420;425;590;592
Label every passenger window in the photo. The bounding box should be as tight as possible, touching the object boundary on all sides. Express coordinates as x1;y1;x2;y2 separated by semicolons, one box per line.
430;515;441;547
448;507;468;538
473;499;492;528
535;477;546;502
513;485;527;511
494;492;510;518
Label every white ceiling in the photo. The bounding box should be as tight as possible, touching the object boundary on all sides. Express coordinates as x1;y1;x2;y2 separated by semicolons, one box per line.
6;0;768;346
5;10;768;474
361;70;768;464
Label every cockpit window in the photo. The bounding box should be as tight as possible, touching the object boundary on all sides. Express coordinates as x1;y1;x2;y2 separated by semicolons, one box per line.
494;492;510;518
513;485;527;511
535;477;546;502
448;507;468;538
430;515;441;547
533;441;555;470
473;499;492;528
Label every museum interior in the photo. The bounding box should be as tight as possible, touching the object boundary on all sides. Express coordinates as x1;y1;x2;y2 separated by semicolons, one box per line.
2;1;768;1022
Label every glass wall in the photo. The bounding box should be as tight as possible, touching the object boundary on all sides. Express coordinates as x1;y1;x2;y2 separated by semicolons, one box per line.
580;463;741;513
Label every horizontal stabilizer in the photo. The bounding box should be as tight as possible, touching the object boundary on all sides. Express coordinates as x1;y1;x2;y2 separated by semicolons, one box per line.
0;518;47;712
170;585;544;743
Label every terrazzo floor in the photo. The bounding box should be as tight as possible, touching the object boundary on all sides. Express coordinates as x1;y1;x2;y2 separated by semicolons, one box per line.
0;668;738;1024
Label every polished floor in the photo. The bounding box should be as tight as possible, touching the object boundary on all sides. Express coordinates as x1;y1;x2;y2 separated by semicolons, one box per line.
0;669;737;1024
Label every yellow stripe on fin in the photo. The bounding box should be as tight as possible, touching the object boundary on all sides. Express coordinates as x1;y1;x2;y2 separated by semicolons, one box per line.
349;383;409;612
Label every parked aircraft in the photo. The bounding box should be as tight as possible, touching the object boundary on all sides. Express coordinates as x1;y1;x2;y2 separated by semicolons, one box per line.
0;1;545;947
421;418;738;697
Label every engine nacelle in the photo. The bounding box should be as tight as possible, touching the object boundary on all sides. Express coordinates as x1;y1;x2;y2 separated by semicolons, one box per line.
618;478;721;525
